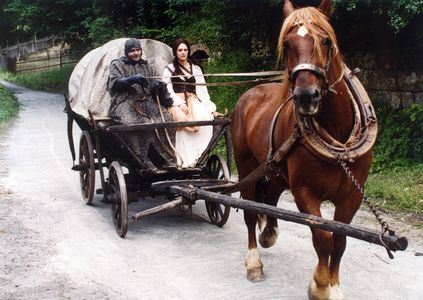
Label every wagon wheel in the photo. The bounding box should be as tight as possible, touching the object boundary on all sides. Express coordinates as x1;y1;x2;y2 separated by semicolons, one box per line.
79;131;95;204
204;155;231;227
108;161;128;238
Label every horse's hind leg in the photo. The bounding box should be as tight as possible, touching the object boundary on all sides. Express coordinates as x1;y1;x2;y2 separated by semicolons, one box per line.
293;187;333;300
259;182;282;248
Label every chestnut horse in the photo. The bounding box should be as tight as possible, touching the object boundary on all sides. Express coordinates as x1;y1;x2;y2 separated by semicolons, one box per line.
231;1;373;299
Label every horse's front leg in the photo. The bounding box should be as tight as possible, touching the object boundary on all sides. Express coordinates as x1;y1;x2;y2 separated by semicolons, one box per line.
293;187;333;300
243;180;265;282
244;208;265;282
329;192;362;300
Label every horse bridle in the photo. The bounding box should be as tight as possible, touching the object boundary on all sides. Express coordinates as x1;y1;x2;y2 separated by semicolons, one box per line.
286;41;334;93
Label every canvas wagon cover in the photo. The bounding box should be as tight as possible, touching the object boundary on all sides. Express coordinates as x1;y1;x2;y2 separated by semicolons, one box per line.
68;38;173;118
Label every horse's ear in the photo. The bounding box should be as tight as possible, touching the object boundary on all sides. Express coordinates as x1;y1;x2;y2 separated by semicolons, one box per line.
283;0;295;18
318;0;332;17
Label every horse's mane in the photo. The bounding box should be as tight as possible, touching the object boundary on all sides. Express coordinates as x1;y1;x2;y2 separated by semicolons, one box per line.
277;7;342;70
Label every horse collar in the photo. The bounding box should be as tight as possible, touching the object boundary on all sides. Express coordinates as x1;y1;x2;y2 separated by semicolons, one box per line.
295;66;378;164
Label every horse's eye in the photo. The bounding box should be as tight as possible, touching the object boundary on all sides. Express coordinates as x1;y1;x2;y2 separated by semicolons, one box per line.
284;41;290;50
322;38;332;46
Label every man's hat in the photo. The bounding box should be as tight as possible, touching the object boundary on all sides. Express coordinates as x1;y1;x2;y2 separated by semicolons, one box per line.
124;38;141;56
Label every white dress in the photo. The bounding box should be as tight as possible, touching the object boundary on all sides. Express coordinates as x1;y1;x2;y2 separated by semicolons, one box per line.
163;63;217;167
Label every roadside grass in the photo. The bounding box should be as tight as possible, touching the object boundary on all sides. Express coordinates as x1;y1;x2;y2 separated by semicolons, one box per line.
365;164;423;217
0;84;19;128
0;65;75;94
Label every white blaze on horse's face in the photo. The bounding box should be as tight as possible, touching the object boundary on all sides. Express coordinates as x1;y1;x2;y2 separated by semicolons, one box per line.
297;25;308;37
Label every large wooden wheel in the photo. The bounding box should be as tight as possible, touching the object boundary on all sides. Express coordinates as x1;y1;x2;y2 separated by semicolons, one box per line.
79;131;95;204
108;161;128;238
204;155;231;227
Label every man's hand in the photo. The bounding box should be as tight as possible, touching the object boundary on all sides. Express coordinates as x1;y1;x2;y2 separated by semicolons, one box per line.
128;74;148;87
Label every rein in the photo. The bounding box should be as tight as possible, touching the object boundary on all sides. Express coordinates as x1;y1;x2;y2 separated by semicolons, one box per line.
223;96;299;195
147;70;284;80
223;128;300;195
170;75;283;87
144;71;284;87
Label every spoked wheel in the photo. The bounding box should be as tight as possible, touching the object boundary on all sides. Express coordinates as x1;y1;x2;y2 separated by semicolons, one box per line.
204;155;231;227
108;161;128;238
79;131;95;204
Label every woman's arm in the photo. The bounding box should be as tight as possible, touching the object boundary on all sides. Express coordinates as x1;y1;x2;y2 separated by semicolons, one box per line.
194;65;217;114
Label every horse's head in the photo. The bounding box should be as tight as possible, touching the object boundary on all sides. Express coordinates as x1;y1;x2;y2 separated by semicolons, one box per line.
279;0;342;116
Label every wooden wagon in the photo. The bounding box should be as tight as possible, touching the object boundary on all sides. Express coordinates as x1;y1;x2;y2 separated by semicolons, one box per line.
64;38;407;255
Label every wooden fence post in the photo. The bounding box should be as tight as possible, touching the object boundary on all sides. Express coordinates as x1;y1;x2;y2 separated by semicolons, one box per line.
60;49;63;68
6;57;17;73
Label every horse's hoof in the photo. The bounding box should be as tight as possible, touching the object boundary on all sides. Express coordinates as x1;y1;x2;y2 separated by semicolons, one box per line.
247;267;265;282
259;227;280;248
329;284;344;300
308;280;331;300
245;248;264;282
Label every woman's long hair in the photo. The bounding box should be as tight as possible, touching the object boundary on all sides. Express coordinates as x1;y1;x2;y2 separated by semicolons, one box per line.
172;38;202;75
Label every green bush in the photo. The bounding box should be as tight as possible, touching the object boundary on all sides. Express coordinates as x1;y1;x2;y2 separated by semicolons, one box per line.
371;103;423;172
205;50;275;114
1;65;75;94
0;84;19;127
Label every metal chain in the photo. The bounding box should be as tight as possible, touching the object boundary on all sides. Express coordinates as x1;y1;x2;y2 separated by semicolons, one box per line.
309;126;395;258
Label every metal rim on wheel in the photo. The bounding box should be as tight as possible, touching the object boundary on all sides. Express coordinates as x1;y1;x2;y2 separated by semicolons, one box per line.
108;161;128;238
79;131;95;204
205;154;231;227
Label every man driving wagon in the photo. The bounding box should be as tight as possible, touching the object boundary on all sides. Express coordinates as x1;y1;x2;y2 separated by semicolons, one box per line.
107;38;177;170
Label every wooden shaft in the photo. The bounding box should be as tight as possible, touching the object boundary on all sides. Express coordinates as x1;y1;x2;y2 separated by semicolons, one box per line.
132;198;184;222
170;186;408;252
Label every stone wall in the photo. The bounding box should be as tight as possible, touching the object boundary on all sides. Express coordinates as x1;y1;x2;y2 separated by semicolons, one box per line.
343;51;423;108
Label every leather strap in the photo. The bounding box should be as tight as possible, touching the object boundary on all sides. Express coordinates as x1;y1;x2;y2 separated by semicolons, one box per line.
223;128;300;194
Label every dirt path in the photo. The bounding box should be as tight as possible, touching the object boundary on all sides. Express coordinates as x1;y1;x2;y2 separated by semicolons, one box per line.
0;80;422;300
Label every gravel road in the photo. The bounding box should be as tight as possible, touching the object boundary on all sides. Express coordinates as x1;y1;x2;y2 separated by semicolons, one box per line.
0;80;422;300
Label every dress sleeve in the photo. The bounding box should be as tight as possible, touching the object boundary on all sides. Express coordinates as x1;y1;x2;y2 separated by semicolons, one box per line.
162;65;185;106
194;66;216;113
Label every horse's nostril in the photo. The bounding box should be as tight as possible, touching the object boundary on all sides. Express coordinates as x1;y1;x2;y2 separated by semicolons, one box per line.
311;89;321;103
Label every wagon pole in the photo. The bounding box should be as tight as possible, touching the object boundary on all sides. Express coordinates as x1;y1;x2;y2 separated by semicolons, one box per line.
105;119;230;133
169;185;408;253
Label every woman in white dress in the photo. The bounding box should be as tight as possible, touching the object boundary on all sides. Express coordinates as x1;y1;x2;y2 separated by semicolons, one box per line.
163;38;220;167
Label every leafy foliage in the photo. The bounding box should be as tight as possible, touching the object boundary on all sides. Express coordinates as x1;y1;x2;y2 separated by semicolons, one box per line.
0;82;19;128
206;50;270;113
371;104;423;172
1;0;422;61
1;65;75;93
333;0;423;33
